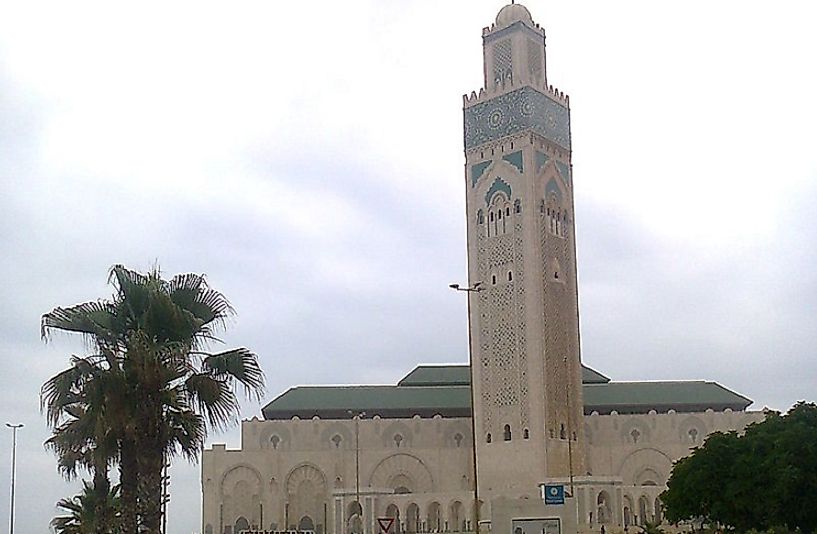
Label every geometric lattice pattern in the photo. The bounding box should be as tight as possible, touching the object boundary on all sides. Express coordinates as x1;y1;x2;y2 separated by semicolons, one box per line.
476;204;528;435
540;179;580;442
527;38;543;83
493;39;513;84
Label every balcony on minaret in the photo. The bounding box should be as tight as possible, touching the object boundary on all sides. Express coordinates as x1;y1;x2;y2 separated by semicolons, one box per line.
482;3;547;93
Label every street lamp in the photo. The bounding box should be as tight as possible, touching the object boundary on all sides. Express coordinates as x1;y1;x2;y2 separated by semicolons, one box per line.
6;423;23;534
347;410;366;534
449;282;483;533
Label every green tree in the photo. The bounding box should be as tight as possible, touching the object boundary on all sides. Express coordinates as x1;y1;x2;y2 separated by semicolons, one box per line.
661;402;817;533
50;481;120;534
42;265;265;534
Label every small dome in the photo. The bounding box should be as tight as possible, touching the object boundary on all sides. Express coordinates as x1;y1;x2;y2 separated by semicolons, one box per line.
495;3;533;27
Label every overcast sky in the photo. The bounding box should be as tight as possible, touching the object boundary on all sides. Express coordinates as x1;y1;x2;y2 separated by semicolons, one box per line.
1;1;816;532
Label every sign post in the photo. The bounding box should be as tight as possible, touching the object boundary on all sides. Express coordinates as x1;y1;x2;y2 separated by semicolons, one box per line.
377;518;395;534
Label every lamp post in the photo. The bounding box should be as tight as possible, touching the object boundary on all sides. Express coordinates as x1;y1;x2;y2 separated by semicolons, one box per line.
347;410;366;534
6;423;22;534
449;282;483;533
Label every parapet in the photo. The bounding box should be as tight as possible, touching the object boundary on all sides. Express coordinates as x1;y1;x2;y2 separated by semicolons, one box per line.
463;78;569;109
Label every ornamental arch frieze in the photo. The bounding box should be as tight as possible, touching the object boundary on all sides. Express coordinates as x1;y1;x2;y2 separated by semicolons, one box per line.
220;465;264;528
368;453;434;493
220;464;263;498
617;448;673;487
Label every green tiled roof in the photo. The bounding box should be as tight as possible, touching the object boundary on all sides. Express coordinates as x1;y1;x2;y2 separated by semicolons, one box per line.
262;385;472;420
582;381;752;414
396;364;610;387
261;371;752;420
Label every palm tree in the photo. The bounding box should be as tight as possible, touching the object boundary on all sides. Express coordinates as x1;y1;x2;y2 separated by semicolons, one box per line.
42;264;265;534
50;481;120;534
42;355;124;533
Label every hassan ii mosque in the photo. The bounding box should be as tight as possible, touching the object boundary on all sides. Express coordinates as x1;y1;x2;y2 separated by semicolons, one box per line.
201;4;763;534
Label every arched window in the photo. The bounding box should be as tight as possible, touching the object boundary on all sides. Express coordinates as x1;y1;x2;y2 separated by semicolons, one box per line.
270;435;280;449
560;423;566;439
477;209;484;224
630;428;641;444
486;433;492;443
503;424;512;441
514;199;521;214
454;433;464;448
688;428;699;444
523;428;530;439
491;274;497;285
393;434;403;448
508;271;513;282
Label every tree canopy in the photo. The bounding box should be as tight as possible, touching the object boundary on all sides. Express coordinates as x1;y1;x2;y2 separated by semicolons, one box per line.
661;402;817;533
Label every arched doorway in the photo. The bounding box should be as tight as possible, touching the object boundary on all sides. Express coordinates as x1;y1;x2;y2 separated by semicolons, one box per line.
623;495;634;527
597;491;611;524
406;503;420;533
235;517;250;533
426;502;441;532
638;496;649;525
299;515;316;532
449;501;463;532
386;504;401;534
347;501;363;534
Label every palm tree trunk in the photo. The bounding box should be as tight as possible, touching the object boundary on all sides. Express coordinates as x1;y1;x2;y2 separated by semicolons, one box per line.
138;402;164;534
92;450;111;534
120;437;139;533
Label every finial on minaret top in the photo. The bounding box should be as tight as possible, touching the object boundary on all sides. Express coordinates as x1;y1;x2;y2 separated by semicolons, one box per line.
494;2;534;29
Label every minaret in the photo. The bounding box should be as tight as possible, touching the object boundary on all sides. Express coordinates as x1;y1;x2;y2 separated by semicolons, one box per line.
463;3;585;504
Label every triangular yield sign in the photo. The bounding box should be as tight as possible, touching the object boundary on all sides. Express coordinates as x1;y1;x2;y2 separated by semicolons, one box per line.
378;517;395;534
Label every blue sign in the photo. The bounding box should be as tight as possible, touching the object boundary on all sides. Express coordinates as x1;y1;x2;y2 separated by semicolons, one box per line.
544;484;565;505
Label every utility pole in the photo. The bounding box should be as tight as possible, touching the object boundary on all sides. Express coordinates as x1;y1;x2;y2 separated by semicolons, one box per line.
449;282;483;533
6;423;23;534
162;459;170;534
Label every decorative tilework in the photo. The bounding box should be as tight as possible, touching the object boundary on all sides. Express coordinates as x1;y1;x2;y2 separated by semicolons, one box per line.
536;151;550;172
555;161;572;186
502;151;523;173
545;178;562;203
471;161;492;186
485;178;512;206
464;87;570;150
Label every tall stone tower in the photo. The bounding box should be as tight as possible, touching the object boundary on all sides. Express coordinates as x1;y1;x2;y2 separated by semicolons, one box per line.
463;3;585;503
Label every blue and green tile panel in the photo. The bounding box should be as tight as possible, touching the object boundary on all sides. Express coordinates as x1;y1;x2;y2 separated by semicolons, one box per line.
502;150;523;173
464;86;571;150
485;177;512;205
536;151;550;172
471;161;492;186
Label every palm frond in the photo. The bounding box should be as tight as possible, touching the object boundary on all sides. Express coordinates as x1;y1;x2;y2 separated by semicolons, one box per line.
41;302;118;343
183;374;240;431
163;408;206;462
200;348;265;400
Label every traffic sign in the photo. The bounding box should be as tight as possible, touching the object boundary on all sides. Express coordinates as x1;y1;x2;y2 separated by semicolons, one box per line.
378;517;395;534
544;484;565;505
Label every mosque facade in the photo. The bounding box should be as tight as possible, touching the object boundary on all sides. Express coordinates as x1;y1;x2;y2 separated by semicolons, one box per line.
201;5;762;534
